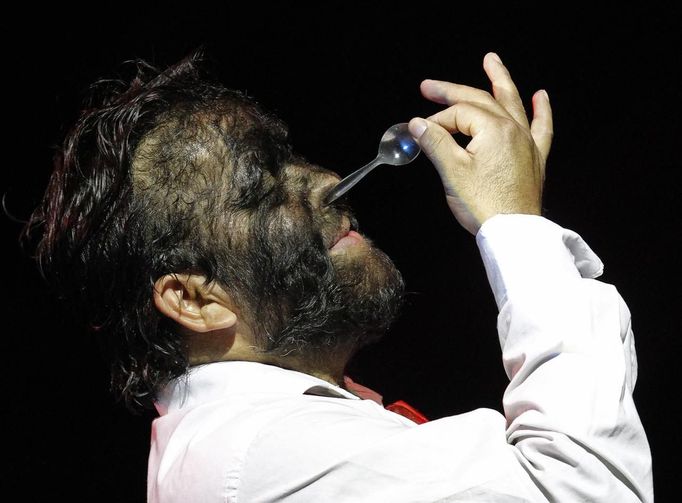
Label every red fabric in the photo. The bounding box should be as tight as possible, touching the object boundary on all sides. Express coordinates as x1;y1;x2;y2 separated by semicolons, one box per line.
385;400;429;424
343;375;429;424
343;375;384;404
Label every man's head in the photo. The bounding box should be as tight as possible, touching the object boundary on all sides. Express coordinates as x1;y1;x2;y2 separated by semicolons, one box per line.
27;50;404;409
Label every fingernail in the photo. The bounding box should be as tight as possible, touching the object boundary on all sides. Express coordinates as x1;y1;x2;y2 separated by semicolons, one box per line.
541;89;549;101
490;52;502;64
409;118;428;139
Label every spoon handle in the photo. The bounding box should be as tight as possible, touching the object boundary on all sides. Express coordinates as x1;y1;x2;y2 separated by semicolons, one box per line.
324;157;382;206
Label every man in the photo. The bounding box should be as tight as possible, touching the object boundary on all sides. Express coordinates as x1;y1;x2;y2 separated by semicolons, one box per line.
27;50;653;501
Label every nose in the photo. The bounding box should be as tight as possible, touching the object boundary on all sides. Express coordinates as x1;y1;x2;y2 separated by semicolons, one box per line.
315;175;343;207
313;173;343;209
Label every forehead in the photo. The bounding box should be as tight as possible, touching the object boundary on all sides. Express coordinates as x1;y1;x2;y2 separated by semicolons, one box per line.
132;102;338;209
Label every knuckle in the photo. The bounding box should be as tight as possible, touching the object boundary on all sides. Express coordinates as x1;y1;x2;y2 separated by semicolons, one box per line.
481;90;495;101
491;83;505;96
535;125;554;139
533;125;553;137
427;130;448;151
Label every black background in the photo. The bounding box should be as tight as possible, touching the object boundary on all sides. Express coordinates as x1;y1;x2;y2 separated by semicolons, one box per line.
3;3;679;501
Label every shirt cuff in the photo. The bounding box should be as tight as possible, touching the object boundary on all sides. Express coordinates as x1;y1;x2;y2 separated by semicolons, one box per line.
475;214;604;310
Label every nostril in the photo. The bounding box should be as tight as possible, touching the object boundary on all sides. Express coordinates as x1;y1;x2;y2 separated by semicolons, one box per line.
326;195;352;215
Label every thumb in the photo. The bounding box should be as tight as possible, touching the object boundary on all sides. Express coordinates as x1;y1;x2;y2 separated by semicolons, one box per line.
408;117;467;193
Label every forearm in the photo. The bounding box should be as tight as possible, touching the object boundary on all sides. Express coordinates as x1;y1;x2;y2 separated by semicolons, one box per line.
477;214;653;502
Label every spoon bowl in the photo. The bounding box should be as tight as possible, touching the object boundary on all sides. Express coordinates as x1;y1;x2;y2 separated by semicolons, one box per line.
379;123;422;166
323;123;420;206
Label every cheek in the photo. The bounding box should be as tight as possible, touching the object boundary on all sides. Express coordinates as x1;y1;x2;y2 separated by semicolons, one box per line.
266;204;320;249
276;208;301;235
218;211;252;255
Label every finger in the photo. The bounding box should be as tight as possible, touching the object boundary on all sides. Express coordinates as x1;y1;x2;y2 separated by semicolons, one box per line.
421;79;507;116
482;52;529;128
427;98;507;124
423;102;496;138
408;117;470;175
530;89;553;162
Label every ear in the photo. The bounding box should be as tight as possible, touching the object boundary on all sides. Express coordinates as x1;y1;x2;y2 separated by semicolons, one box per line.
153;274;237;333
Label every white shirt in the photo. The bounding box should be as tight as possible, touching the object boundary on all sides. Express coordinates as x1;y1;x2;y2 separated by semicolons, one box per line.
147;215;653;502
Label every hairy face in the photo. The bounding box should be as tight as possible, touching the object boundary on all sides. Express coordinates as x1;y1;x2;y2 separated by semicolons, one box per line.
133;107;405;368
231;157;405;364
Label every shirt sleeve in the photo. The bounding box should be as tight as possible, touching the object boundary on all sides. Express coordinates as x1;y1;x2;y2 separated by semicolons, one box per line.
476;214;653;502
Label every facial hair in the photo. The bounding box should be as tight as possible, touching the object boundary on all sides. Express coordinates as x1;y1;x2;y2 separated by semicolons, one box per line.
234;198;405;364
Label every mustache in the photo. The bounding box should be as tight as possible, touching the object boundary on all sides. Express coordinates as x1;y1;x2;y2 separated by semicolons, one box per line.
322;194;360;241
322;191;360;226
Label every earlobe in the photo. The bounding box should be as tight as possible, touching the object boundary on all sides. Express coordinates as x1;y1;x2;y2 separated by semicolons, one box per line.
153;274;238;333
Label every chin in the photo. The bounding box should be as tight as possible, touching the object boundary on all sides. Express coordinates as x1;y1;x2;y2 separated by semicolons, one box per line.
329;241;370;262
332;236;401;297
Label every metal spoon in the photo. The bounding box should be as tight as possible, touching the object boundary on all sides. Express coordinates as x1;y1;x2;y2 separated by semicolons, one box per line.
323;123;421;206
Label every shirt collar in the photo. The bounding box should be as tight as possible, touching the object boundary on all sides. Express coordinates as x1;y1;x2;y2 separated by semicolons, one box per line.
155;360;361;415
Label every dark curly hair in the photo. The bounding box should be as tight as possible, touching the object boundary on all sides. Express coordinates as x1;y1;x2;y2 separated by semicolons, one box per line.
24;47;406;412
23;49;298;410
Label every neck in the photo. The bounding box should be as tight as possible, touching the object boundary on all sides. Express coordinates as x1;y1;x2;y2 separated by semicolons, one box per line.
281;359;347;387
231;352;349;387
186;325;352;387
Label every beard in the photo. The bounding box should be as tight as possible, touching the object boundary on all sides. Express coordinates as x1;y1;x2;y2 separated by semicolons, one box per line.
232;199;405;366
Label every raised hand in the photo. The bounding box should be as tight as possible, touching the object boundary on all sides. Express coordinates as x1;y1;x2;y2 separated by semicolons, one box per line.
409;52;553;235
